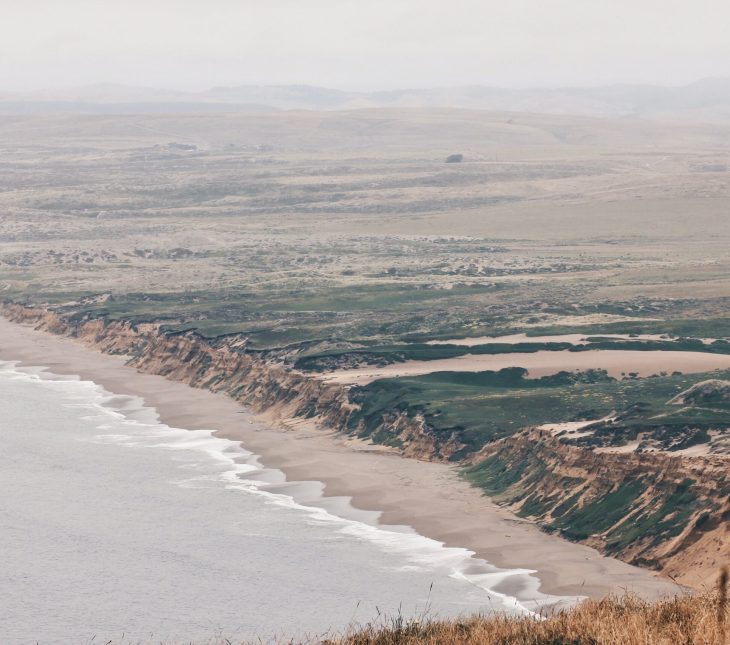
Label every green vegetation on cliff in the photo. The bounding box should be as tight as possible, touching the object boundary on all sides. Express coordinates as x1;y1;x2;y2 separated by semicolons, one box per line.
348;366;730;458
464;438;714;564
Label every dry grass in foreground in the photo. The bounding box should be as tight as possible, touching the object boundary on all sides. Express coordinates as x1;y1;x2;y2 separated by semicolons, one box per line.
323;572;729;645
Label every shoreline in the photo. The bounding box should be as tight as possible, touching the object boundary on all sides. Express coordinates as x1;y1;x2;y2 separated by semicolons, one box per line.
0;357;563;618
0;316;679;603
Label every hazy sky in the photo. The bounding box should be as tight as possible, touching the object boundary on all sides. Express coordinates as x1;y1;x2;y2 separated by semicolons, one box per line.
3;0;730;92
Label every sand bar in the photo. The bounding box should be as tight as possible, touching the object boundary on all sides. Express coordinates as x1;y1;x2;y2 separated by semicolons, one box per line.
320;349;730;384
0;317;679;602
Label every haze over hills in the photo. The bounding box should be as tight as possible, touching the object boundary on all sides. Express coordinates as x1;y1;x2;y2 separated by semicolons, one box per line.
3;78;730;119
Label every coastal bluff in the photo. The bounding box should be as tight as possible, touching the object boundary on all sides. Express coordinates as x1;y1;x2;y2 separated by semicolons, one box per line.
3;301;728;589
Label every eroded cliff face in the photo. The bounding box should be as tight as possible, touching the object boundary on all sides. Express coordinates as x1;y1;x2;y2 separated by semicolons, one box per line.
2;303;466;461
468;428;730;588
2;302;726;588
1;303;360;430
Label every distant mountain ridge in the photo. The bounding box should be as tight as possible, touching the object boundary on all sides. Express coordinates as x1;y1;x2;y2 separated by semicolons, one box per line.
4;79;730;119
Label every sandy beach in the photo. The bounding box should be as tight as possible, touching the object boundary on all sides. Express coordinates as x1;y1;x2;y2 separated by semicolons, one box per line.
0;316;679;603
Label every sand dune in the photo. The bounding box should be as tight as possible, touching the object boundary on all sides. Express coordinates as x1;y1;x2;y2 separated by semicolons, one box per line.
320;349;730;384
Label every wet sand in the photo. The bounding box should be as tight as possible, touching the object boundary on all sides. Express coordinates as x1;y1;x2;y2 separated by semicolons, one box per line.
320;348;730;384
0;317;679;603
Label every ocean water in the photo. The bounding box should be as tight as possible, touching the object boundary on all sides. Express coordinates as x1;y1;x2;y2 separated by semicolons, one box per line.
0;361;573;644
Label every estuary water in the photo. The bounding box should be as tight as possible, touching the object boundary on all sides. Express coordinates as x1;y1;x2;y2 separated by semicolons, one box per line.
0;361;568;644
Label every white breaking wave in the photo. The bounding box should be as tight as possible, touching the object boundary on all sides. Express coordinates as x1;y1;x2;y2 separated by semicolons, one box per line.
0;359;583;617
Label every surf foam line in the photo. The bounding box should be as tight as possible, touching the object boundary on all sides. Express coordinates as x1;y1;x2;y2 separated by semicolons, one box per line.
0;360;584;616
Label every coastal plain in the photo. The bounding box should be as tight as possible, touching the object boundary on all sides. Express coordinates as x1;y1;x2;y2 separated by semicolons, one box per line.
3;108;730;594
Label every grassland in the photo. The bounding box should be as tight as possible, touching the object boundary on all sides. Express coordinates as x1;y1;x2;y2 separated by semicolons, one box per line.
327;589;729;645
347;367;730;457
3;109;730;352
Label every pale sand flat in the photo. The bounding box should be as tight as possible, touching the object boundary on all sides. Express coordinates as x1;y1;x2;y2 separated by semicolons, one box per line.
319;349;730;384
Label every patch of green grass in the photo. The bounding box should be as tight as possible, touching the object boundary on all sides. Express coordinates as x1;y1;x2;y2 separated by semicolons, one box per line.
295;341;578;370
601;479;698;553
259;283;505;314
553;480;646;540
349;367;730;456
463;454;528;495
526;318;730;340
